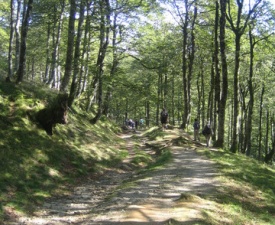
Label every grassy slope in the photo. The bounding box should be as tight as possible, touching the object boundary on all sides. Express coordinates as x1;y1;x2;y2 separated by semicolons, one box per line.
0;78;127;221
197;147;275;225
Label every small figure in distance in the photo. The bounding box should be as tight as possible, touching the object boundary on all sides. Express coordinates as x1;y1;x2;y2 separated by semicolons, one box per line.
160;108;169;131
193;118;200;141
135;119;139;130
139;118;145;130
129;119;135;129
202;122;212;147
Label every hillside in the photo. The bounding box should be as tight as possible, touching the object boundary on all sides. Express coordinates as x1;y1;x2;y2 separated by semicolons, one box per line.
0;77;130;222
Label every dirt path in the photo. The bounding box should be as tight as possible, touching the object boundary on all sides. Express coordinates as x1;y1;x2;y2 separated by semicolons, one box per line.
13;129;220;225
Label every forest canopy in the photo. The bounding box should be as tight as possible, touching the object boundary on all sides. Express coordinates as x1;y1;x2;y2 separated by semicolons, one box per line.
1;0;275;162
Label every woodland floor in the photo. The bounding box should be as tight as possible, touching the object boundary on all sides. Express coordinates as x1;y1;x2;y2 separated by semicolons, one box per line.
7;129;221;225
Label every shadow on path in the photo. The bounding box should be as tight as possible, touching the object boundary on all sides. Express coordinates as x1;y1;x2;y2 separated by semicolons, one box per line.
14;129;220;225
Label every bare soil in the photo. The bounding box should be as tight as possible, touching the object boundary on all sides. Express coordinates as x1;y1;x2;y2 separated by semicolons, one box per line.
8;129;221;225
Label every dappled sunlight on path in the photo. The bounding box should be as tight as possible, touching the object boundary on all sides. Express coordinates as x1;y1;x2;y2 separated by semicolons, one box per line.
80;129;220;224
13;129;221;225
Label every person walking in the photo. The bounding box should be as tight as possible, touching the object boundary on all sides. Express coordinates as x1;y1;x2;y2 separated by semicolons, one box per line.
160;108;169;130
193;118;200;141
202;122;212;147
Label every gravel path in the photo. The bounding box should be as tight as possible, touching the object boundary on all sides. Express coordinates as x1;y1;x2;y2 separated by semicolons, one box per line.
10;129;220;225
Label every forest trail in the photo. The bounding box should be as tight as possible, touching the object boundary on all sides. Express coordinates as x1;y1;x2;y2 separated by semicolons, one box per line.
12;129;221;225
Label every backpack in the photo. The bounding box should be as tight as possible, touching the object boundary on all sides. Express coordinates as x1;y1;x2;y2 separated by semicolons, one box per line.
161;111;168;120
193;121;200;129
202;125;211;135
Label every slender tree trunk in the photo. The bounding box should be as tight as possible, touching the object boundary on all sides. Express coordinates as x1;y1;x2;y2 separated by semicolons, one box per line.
181;0;188;129
91;0;111;124
68;0;85;107
213;1;221;143
47;1;65;87
264;114;275;163
258;86;264;160
239;86;247;153
44;22;51;83
245;25;255;156
60;0;76;92
15;0;21;72
103;11;119;116
265;110;269;159
16;0;33;84
77;1;93;96
171;72;175;125
7;0;15;82
157;72;161;125
146;100;150;127
188;4;197;125
227;0;262;152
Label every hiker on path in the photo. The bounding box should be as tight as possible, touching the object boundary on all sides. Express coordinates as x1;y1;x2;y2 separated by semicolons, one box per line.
135;119;139;130
160;108;169;130
202;122;212;147
139;118;145;130
193;118;200;141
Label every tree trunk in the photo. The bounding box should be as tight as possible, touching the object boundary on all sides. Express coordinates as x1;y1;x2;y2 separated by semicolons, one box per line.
91;0;111;124
157;71;162;125
264;114;275;164
245;25;255;156
7;0;15;82
60;0;76;92
47;1;65;87
44;22;51;83
78;1;94;96
16;0;33;84
258;86;264;160
181;0;189;129
227;0;262;153
265;110;269;159
213;0;220;143
188;4;197;125
103;11;119;116
15;0;21;72
68;0;85;107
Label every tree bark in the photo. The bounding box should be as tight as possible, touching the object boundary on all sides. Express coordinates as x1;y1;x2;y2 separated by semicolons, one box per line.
227;0;262;153
91;0;111;124
215;0;228;148
68;0;85;107
258;86;264;160
60;0;76;92
15;0;21;72
181;0;189;129
103;10;120;116
264;114;275;164
245;25;255;156
47;0;65;88
7;0;15;82
16;0;33;84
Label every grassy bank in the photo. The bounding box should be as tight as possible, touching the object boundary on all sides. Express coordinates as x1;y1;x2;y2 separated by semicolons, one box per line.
0;78;127;221
198;147;275;224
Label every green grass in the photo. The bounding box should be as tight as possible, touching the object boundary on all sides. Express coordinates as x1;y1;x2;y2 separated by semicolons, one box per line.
0;77;127;221
197;147;275;224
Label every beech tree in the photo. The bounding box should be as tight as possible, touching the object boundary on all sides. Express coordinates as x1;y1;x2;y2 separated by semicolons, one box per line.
16;0;33;84
60;0;76;92
226;0;262;153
